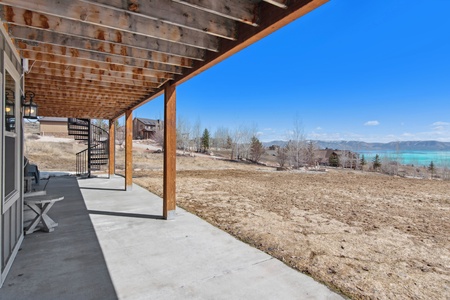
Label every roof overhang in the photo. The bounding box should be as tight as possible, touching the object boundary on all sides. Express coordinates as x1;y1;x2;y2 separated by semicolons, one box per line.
0;0;328;120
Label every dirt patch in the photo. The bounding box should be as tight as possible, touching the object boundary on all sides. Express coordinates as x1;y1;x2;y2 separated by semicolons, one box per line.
25;136;86;171
134;169;450;300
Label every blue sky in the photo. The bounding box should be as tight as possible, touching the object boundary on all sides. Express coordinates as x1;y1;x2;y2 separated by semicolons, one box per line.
134;1;450;143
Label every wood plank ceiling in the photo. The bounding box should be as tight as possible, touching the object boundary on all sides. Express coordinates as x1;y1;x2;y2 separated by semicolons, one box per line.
0;0;327;119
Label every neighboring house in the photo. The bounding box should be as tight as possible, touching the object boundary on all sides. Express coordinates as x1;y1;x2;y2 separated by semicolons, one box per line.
314;149;359;168
132;118;163;140
314;149;337;166
39;117;68;137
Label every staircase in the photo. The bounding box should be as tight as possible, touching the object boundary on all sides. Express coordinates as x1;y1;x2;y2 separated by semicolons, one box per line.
68;118;109;177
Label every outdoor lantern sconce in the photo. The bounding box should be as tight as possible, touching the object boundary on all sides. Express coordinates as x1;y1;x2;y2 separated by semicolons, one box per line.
5;90;15;117
22;91;38;119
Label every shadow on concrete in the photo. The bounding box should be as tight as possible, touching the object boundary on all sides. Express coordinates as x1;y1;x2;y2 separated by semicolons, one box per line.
1;176;118;300
88;210;164;220
80;186;125;191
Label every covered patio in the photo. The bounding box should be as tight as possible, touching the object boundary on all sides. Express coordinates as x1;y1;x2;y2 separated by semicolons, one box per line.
2;175;343;299
0;0;328;218
0;0;331;291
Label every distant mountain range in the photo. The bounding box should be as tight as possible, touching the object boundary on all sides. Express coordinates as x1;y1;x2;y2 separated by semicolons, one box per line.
263;140;450;151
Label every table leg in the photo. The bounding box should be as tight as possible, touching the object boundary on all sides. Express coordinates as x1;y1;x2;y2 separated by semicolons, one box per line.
25;203;43;235
24;201;59;234
41;202;58;232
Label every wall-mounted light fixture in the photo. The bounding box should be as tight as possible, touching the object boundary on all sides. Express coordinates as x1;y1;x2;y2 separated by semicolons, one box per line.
22;91;38;119
5;90;15;117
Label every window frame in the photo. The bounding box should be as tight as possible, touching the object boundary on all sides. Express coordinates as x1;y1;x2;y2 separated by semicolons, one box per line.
2;54;21;213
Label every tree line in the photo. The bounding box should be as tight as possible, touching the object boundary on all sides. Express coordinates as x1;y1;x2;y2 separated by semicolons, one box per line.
176;117;265;162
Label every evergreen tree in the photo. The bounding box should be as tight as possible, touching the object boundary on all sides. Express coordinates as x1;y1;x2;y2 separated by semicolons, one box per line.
373;154;381;171
360;154;367;170
250;136;264;162
428;161;435;178
329;153;339;167
201;128;210;152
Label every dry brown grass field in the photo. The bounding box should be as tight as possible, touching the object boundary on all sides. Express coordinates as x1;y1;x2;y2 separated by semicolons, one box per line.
26;135;450;300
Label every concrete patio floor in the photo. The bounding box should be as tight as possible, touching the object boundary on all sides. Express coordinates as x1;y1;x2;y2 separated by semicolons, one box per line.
2;175;344;299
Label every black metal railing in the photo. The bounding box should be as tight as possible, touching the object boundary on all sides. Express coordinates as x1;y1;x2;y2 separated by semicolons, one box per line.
76;148;89;176
69;118;109;177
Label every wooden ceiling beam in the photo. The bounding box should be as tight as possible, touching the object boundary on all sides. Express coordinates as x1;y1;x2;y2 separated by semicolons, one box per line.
36;99;134;111
26;82;150;96
36;98;126;110
17;41;193;69
33;92;137;102
25;74;159;90
31;66;169;85
27;86;147;99
0;1;220;50
263;0;288;9
15;40;186;74
79;0;237;40
26;73;162;88
38;107;119;119
37;96;131;104
173;0;259;26
35;61;175;79
5;19;206;60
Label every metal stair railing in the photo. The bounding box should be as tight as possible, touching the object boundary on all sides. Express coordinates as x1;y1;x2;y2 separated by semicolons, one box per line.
70;119;109;177
76;148;89;176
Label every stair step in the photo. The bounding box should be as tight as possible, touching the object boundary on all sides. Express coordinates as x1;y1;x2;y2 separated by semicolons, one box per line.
68;131;89;134
68;128;89;131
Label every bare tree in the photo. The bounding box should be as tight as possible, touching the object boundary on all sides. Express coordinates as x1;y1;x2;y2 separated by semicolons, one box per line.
177;116;191;154
277;146;289;167
154;126;164;150
230;124;256;160
288;115;306;168
230;126;243;160
240;124;257;160
304;141;317;167
339;149;349;169
192;118;202;152
93;119;108;131
213;126;229;150
115;124;125;150
442;166;450;181
354;152;360;170
381;154;399;175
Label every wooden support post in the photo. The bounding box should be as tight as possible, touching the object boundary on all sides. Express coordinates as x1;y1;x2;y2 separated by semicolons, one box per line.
108;119;115;177
125;110;133;191
163;83;176;220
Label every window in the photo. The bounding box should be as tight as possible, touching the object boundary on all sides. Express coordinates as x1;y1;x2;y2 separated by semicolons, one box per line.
3;55;21;212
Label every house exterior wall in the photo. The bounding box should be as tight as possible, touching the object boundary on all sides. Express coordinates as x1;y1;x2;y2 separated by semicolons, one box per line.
132;118;141;139
132;118;161;140
40;121;69;137
0;24;24;287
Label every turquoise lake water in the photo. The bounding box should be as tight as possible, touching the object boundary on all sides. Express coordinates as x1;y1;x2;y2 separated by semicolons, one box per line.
357;151;450;167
